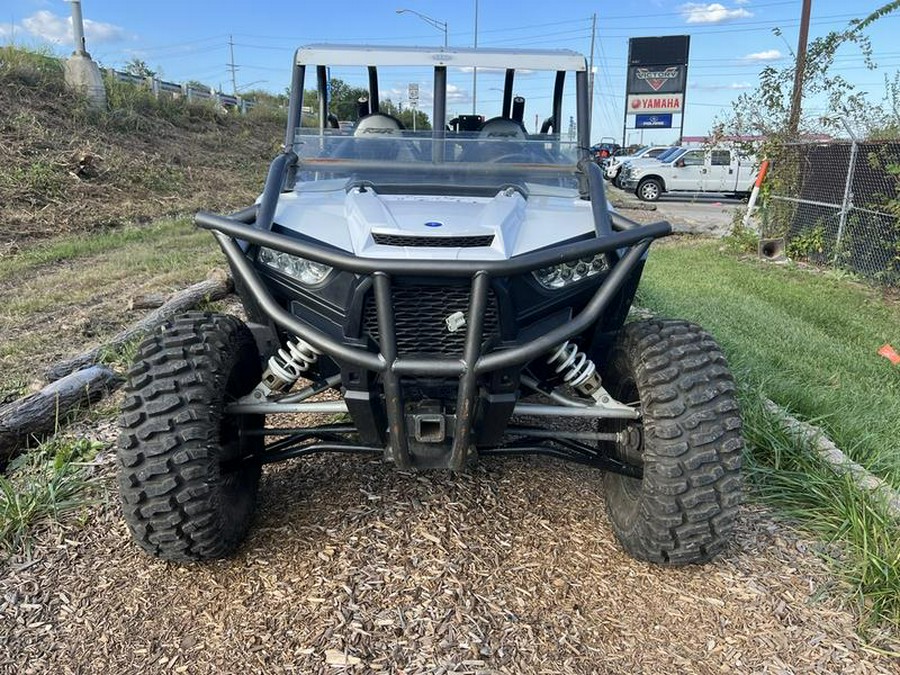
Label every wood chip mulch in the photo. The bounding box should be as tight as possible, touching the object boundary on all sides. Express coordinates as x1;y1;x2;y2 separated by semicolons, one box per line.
2;431;898;675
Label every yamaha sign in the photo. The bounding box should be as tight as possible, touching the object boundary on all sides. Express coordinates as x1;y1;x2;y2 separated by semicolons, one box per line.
627;94;683;114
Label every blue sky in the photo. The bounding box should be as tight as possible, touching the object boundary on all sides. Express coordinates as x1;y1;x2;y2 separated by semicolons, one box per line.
3;0;898;143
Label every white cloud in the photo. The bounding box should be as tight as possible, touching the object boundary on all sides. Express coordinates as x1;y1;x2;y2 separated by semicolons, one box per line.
743;49;782;61
680;3;752;24
692;81;754;90
735;0;751;4
20;10;128;46
0;23;17;39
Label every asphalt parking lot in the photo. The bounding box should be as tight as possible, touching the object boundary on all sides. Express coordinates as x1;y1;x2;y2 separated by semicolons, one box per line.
608;184;741;237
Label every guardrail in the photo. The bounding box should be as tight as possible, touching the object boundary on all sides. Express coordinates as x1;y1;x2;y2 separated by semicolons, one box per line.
104;68;257;113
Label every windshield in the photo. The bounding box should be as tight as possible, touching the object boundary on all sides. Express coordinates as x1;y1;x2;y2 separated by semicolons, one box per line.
290;54;585;195
293;130;581;194
655;147;681;162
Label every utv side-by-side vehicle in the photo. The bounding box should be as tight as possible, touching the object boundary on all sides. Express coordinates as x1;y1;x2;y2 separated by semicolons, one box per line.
117;45;743;565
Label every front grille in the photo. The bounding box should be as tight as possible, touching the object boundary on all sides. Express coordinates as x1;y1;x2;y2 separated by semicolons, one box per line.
372;233;495;248
363;284;499;356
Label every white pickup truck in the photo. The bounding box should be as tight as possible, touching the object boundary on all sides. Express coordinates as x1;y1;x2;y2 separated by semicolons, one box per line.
619;147;757;201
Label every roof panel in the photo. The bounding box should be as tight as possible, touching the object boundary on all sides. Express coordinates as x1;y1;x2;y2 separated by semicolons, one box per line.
294;44;586;71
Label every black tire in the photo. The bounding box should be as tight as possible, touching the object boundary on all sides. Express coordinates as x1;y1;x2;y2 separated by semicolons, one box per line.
117;312;264;562
602;319;743;565
636;178;662;202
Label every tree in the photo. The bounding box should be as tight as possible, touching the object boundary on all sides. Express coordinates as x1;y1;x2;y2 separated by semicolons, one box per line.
718;1;900;145
301;78;432;128
381;99;432;130
123;58;155;79
183;79;210;92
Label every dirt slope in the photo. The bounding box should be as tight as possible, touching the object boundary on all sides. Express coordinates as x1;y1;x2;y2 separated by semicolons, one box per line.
0;55;282;246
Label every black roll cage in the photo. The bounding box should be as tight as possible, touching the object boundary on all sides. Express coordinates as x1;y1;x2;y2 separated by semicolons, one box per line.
281;47;591;165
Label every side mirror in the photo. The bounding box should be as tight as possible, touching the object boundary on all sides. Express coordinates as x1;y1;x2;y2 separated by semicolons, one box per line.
675;159;685;168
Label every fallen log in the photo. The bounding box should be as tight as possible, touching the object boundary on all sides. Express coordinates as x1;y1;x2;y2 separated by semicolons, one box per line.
0;365;122;466
45;269;233;382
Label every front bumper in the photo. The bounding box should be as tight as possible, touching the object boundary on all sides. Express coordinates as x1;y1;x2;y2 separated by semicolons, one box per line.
195;166;672;470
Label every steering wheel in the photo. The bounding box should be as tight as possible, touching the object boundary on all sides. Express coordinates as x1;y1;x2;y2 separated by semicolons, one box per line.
492;148;556;164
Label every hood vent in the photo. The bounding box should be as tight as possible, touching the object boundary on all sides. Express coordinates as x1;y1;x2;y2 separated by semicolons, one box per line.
372;233;495;248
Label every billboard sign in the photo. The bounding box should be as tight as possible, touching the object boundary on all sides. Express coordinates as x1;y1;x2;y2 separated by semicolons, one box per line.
627;93;683;114
635;113;673;129
628;35;690;67
623;35;690;143
627;65;685;95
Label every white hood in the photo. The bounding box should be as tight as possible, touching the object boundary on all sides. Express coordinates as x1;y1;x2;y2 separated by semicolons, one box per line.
271;185;597;260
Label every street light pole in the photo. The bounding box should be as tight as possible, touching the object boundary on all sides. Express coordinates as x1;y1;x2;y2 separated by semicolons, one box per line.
472;0;479;114
70;0;88;55
395;9;448;48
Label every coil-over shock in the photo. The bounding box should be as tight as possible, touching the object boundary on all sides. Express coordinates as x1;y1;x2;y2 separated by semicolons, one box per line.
257;337;321;395
546;341;603;396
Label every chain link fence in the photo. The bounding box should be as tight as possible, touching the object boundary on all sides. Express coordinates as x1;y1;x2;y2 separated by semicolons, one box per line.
763;141;900;286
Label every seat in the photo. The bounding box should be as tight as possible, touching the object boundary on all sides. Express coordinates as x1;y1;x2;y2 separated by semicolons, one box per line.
463;117;528;162
352;113;405;161
478;116;527;140
353;112;405;136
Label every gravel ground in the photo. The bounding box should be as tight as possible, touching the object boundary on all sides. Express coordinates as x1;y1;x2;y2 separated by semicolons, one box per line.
2;404;898;674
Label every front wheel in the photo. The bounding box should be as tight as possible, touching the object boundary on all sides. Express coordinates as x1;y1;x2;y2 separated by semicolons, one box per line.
602;319;743;565
636;178;662;201
117;312;264;562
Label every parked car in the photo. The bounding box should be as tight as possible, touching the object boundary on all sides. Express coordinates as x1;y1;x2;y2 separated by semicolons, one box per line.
620;147;758;201
605;145;672;182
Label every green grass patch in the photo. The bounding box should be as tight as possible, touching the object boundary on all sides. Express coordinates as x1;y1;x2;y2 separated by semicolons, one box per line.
0;217;223;390
639;240;900;632
0;217;213;282
0;437;104;556
639;241;900;488
0;44;64;90
741;392;900;630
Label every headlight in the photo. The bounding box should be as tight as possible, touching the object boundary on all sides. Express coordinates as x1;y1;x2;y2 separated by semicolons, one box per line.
532;253;609;289
257;246;332;286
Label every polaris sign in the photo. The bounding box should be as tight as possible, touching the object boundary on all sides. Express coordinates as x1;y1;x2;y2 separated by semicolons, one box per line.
635;114;673;129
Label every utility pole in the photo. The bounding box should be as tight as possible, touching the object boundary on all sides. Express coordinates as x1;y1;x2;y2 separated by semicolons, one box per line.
788;0;812;137
227;34;238;96
588;13;597;132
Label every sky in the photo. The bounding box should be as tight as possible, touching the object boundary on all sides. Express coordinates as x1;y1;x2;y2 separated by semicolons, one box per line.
2;0;898;144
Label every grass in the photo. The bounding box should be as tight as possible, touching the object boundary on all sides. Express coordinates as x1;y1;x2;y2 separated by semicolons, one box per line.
0;217;223;391
0;437;104;556
640;239;900;633
0;217;212;281
741;393;900;631
639;240;900;488
0;44;64;90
